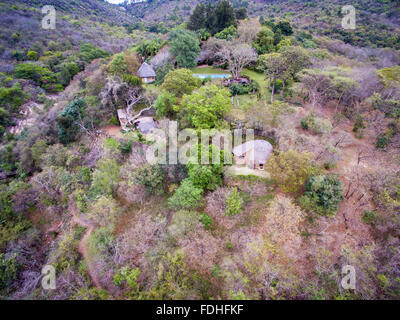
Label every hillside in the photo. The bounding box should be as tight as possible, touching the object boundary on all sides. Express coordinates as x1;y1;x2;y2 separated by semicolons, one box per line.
123;0;400;48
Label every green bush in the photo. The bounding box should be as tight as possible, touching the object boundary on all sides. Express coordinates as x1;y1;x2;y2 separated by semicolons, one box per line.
122;74;141;86
229;82;259;95
119;140;133;155
168;178;203;210
0;83;27;112
14;63;57;89
199;213;213;229
26;51;39;61
215;25;237;40
298;174;344;216
133;164;165;195
376;134;389;149
301;112;332;134
56;98;86;144
225;187;243;216
79;43;110;64
162;68;202;98
154;62;174;86
187;163;223;191
362;210;378;225
154;90;178;117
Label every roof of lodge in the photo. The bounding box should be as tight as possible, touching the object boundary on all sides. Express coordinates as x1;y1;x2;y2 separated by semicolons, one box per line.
137;62;156;78
232;140;273;164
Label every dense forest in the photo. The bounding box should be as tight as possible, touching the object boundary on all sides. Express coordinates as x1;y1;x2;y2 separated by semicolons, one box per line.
0;0;400;300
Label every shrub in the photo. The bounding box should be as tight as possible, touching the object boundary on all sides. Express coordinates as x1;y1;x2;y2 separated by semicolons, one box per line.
301;112;332;134
168;178;203;210
353;114;366;133
199;213;213;229
0;83;27;112
298;174;344;216
215;25;237;40
87;196;121;227
109;53;128;75
79;43;110;63
187;163;223;191
27;51;39;61
376;134;389;149
154;90;178;118
14;63;56;88
362;210;378;225
154;62;174;86
267;150;314;193
225;187;243;216
229;82;259;95
119;141;133;155
132;164;164;195
89;159;120;198
56;98;86;144
0;253;19;291
122;74;141;86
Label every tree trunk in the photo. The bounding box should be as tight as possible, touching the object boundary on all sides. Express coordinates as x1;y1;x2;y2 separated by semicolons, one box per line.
271;77;276;104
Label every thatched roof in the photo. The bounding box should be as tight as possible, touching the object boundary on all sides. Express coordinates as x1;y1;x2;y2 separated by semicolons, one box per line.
232;140;273;164
137;62;156;78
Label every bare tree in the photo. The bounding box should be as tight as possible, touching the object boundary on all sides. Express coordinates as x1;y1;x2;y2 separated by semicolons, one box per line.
218;40;257;79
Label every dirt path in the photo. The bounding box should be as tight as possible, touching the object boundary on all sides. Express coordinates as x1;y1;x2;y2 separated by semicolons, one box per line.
70;201;102;289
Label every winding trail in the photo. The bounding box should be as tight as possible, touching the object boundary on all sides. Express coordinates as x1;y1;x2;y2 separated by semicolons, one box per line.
70;200;102;289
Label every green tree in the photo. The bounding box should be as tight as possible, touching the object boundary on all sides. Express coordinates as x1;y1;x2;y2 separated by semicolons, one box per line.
26;51;39;61
0;253;19;291
154;62;174;86
267;150;314;193
186;143;225;191
168;179;203;210
252;27;275;54
132;164;165;195
299;174;344;216
0;82;27;112
161;69;201;97
108;53;128;75
154;90;178;117
168;29;200;68
175;84;231;129
90;159;120;198
275;21;293;36
210;0;238;35
136;38;163;60
187;4;207;31
56;98;86;144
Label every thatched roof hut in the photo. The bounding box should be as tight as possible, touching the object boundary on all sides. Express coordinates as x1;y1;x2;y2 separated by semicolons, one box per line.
232;140;273;170
137;62;156;83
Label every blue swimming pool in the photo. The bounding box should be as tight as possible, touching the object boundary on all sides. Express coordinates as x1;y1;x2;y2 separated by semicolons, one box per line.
193;74;231;79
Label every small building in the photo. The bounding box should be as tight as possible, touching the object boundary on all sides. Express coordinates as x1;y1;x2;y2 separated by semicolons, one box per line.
232;140;273;170
137;62;156;84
